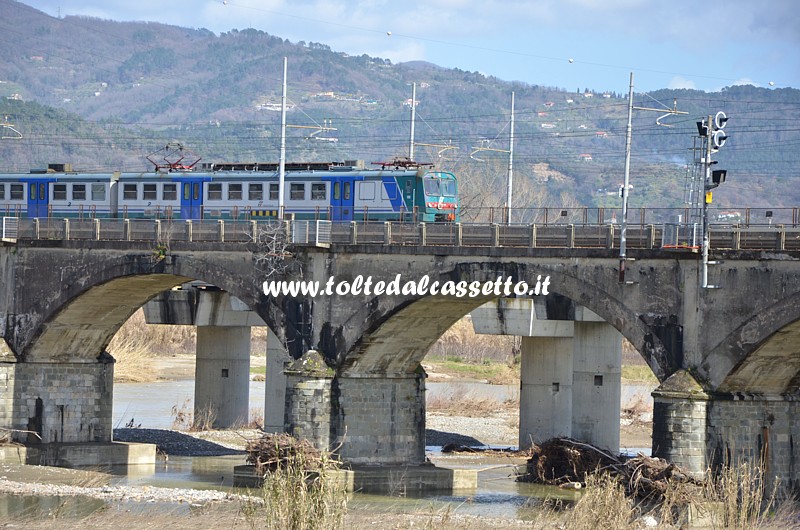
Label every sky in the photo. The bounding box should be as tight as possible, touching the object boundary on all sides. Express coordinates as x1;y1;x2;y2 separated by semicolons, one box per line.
14;0;800;93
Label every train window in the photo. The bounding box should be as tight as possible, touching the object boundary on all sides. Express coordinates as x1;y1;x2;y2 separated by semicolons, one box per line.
269;183;279;201
183;183;190;200
423;178;440;196
53;184;67;201
91;184;105;201
72;184;86;201
290;183;305;201
123;184;138;200
39;184;45;201
333;182;340;200
163;184;177;201
228;183;243;200
0;184;4;200
10;184;23;200
193;183;200;201
29;183;37;200
344;182;351;200
208;183;223;200
142;184;157;201
441;179;456;197
248;183;263;201
359;182;375;200
311;183;326;201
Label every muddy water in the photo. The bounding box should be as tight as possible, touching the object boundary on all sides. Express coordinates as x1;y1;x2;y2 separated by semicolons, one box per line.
113;380;656;431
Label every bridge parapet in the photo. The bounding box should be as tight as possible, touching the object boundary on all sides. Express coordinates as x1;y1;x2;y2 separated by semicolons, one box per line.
6;217;800;251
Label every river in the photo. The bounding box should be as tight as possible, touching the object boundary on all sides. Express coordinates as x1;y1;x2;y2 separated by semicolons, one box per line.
112;379;655;431
1;378;657;522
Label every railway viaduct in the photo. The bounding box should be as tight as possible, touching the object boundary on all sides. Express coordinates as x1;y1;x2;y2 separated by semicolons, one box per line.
2;219;800;486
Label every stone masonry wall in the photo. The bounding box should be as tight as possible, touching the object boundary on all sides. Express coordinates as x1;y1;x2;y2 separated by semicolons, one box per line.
652;395;709;476
333;375;425;465
284;375;333;450
707;398;800;490
0;361;113;443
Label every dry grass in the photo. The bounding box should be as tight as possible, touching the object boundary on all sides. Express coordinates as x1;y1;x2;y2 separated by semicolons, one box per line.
428;317;517;365
107;309;195;382
426;386;518;416
108;309;269;382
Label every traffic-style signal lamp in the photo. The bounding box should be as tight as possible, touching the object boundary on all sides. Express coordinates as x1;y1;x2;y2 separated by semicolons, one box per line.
711;111;727;150
712;169;727;184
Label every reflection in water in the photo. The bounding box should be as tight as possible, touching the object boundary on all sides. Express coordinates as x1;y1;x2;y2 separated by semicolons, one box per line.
0;494;105;520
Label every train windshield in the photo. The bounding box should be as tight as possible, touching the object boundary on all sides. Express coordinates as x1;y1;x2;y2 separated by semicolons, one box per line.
423;177;440;196
441;179;456;197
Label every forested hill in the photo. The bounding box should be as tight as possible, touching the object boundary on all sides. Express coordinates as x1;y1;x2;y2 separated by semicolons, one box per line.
1;0;799;209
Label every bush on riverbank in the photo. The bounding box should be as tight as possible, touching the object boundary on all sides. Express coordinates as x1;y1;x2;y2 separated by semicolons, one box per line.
242;434;348;530
528;439;800;530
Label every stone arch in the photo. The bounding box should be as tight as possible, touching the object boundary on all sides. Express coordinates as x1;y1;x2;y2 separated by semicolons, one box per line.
704;290;800;393
336;261;672;379
13;249;286;362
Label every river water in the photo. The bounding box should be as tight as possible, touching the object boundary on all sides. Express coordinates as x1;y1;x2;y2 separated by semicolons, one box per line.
3;379;656;521
112;379;655;430
113;379;654;429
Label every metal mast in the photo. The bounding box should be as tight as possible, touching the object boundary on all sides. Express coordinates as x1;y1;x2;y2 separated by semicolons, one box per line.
278;57;288;220
619;73;634;282
505;92;515;224
408;82;417;161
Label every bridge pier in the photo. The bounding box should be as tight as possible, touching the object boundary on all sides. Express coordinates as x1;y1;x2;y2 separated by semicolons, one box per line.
651;370;710;477
194;326;251;428
0;357;113;444
707;396;800;489
473;299;622;451
263;330;290;433
144;288;269;429
653;370;800;486
519;333;574;447
571;317;622;451
284;350;426;465
334;374;426;465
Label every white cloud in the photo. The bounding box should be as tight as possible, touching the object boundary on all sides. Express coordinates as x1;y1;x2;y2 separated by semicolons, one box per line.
731;78;757;87
667;77;696;90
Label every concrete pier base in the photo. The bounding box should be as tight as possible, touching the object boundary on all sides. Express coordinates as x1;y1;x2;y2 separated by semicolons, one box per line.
195;326;251;428
0;441;156;467
233;464;477;494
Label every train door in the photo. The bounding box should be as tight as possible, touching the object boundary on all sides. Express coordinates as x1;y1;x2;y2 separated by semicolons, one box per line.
330;177;355;221
22;178;53;218
179;178;204;219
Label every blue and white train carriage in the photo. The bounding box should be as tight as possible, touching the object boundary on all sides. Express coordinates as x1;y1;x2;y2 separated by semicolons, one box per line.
0;160;459;222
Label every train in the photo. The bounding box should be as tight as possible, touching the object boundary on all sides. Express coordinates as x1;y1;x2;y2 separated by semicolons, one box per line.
0;158;459;223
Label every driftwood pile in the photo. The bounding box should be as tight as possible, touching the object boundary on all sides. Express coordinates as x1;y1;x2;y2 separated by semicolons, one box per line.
518;437;701;501
245;433;324;474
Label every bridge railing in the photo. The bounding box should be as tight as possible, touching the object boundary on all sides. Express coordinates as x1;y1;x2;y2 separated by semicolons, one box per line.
460;207;800;227
8;217;800;251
